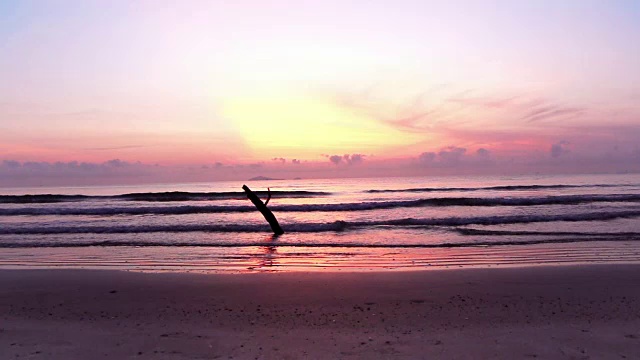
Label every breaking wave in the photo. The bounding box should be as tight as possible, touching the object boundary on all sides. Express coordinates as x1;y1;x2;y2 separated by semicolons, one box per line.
4;193;640;216
0;190;329;204
365;183;632;193
2;210;640;235
1;235;639;249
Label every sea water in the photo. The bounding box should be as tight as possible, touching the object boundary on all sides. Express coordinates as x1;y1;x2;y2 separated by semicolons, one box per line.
1;173;640;272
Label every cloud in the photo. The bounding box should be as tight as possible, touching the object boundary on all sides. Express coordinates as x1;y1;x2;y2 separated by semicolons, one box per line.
446;95;587;124
2;160;20;168
1;159;140;173
84;145;146;151
0;159;156;186
347;154;365;165
329;155;343;165
522;103;585;123
104;159;130;167
476;148;491;158
326;86;455;133
447;95;518;109
386;110;438;132
2;158;317;186
417;146;468;167
328;154;366;166
438;146;466;163
550;141;571;158
271;157;286;163
418;152;436;164
292;159;301;165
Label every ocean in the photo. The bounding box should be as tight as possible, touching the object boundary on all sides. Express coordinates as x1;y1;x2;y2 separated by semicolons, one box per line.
1;173;640;272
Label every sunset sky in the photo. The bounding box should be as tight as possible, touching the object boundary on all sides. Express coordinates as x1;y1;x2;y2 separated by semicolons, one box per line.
1;0;639;186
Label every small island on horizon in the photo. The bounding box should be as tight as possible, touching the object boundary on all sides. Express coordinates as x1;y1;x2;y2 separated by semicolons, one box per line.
247;176;283;181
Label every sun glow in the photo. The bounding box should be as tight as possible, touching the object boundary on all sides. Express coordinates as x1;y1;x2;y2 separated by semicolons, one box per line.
222;96;418;158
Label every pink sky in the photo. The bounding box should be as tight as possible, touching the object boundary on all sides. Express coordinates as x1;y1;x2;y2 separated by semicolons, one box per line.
1;1;639;186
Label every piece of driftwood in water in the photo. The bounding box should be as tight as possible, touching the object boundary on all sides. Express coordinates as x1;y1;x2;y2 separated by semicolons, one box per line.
242;184;284;235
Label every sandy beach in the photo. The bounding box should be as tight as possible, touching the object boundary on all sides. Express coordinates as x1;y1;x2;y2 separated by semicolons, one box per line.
1;265;639;359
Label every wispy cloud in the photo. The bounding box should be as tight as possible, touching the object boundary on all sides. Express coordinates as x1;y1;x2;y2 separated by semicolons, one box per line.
386;110;438;132
327;86;462;133
446;95;518;109
522;104;585;123
331;86;594;141
447;94;587;124
84;145;146;151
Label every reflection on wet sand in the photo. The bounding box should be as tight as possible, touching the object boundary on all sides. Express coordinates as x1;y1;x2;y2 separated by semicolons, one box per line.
255;234;279;271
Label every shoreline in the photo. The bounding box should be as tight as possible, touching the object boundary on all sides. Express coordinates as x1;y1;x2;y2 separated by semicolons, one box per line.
1;240;640;273
2;265;640;358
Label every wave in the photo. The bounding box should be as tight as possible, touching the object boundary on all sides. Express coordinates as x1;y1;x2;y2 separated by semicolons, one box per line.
0;235;639;249
0;190;328;204
2;210;640;235
365;183;630;193
0;194;91;203
0;204;256;216
3;183;634;204
4;193;640;216
455;228;639;237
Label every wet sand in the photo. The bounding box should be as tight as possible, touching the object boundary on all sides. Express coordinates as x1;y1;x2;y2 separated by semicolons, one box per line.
1;265;640;359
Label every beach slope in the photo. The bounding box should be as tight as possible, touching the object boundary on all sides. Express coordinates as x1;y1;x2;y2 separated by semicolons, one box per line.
1;265;640;359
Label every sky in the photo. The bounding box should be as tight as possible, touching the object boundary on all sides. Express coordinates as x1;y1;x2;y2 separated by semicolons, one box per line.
1;0;639;186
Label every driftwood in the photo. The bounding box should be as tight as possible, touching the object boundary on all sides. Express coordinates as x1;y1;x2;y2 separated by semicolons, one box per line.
242;185;284;235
